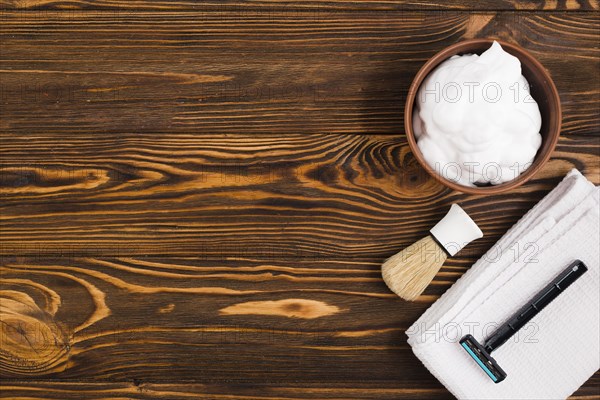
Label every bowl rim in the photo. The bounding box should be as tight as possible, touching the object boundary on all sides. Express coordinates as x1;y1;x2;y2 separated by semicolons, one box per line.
404;38;562;195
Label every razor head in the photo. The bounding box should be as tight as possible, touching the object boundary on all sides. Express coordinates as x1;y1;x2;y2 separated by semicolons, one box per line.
460;334;507;383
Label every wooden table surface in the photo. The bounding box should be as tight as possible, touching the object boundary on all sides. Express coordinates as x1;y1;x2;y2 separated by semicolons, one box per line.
1;1;599;399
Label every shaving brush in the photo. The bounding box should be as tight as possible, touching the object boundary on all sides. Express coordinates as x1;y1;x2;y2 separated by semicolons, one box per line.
382;204;483;301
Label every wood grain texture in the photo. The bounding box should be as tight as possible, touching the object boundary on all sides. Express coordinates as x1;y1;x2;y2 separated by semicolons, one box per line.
0;255;435;379
2;2;600;399
1;12;598;135
1;254;599;397
1;133;598;258
1;0;598;11
0;382;452;400
2;381;599;400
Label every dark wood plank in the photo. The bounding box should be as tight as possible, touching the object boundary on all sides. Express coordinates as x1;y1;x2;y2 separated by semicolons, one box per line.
0;255;598;386
2;382;449;400
1;133;598;258
1;381;598;400
1;0;598;11
1;254;599;395
0;255;433;380
1;12;598;135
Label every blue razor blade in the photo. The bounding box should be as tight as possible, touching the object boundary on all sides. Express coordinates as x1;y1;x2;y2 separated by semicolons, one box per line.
461;341;498;382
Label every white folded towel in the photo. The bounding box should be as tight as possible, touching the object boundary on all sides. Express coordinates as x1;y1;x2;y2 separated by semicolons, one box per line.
407;169;600;400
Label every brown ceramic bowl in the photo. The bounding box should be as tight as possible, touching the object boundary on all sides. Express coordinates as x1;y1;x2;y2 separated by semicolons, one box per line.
405;39;561;195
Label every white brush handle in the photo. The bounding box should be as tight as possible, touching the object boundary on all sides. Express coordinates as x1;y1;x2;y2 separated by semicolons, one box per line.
429;204;483;257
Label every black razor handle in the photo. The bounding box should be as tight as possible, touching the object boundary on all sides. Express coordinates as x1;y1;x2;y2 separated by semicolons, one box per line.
484;260;587;353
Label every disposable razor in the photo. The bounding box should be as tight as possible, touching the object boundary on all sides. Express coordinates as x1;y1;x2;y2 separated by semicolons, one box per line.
460;259;588;383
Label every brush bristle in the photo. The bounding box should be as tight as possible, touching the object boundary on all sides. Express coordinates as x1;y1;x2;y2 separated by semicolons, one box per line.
381;235;447;301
